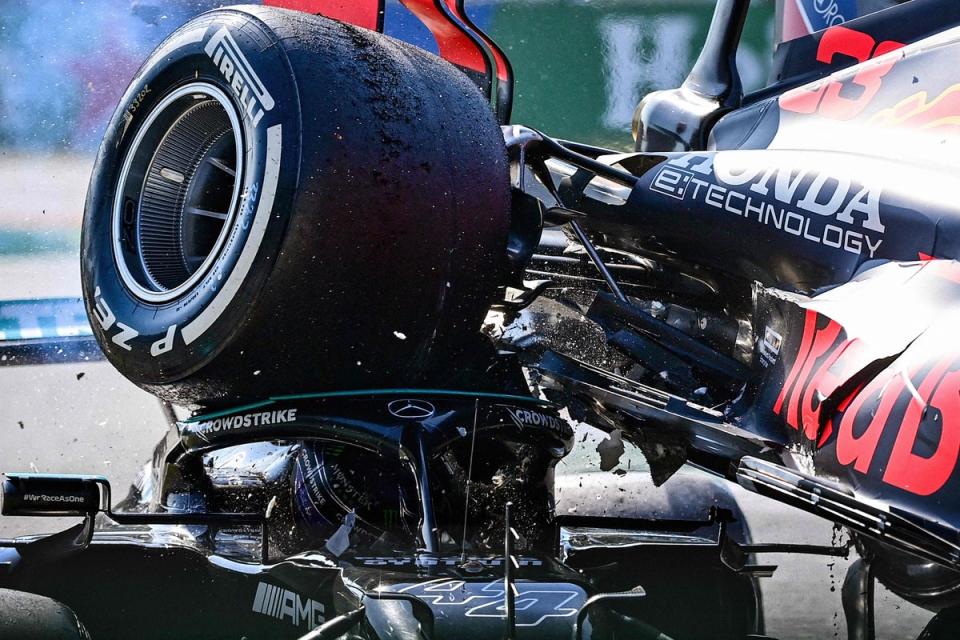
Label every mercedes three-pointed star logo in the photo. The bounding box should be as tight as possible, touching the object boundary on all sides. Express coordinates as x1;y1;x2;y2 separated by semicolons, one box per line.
387;399;436;420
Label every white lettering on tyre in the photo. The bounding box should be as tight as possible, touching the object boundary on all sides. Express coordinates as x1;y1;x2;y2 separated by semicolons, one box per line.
117;26;208;141
205;27;275;127
96;25;279;359
92;287;116;330
96;127;279;356
182;124;282;345
93;286;141;351
150;325;178;357
111;323;138;351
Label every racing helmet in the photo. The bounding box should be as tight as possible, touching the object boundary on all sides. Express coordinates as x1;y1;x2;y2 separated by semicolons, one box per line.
288;395;574;557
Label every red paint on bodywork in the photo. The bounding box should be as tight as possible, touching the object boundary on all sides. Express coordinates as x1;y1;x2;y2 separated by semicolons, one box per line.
264;0;383;31
781;26;904;120
443;0;509;81
774;311;842;431
928;258;960;285
884;360;960;496
869;84;960;138
835;367;907;473
799;337;870;443
771;262;960;498
774;309;818;415
400;0;487;74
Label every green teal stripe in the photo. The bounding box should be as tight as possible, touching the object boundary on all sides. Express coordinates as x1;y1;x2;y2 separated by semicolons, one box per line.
185;388;556;423
185;399;276;422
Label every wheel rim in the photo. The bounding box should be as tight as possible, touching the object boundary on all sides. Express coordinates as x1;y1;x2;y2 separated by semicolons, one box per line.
112;83;244;303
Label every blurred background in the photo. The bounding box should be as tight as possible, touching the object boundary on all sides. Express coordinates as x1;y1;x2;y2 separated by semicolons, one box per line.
0;0;775;303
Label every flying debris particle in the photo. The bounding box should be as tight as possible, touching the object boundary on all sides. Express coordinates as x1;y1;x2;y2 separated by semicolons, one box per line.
17;421;24;429
325;511;356;557
29;462;38;473
266;495;278;519
393;331;407;340
596;429;625;472
76;372;85;380
253;370;261;376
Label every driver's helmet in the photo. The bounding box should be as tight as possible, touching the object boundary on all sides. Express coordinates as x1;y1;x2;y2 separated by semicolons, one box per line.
289;398;574;557
292;442;420;552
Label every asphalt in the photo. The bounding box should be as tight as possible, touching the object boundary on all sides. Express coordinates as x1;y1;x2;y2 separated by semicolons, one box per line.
0;360;936;639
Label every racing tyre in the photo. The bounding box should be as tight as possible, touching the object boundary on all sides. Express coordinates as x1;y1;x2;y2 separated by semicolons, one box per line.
0;589;90;639
82;6;510;407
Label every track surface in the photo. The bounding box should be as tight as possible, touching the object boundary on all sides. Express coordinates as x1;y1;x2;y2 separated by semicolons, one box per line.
0;361;935;639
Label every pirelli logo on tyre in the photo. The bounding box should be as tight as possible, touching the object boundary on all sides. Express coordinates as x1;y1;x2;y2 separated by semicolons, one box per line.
205;27;275;127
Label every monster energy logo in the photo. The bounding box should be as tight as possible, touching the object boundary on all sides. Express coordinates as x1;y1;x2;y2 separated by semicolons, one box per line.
383;508;400;529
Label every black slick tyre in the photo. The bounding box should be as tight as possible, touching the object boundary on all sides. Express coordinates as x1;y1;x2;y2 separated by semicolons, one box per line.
82;6;510;407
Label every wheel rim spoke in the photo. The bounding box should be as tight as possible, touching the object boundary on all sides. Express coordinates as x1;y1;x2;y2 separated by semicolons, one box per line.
207;156;236;177
112;83;243;303
185;206;229;221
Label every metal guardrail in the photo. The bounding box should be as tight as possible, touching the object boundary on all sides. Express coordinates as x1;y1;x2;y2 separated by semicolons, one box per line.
0;297;100;365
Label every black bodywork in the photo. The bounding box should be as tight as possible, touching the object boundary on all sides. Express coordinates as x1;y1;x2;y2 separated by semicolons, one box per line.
0;389;762;639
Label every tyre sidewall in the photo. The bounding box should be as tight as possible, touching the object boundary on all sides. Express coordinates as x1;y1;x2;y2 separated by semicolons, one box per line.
82;9;300;383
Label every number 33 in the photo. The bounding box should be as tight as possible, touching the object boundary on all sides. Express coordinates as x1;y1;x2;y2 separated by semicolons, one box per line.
781;26;904;120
